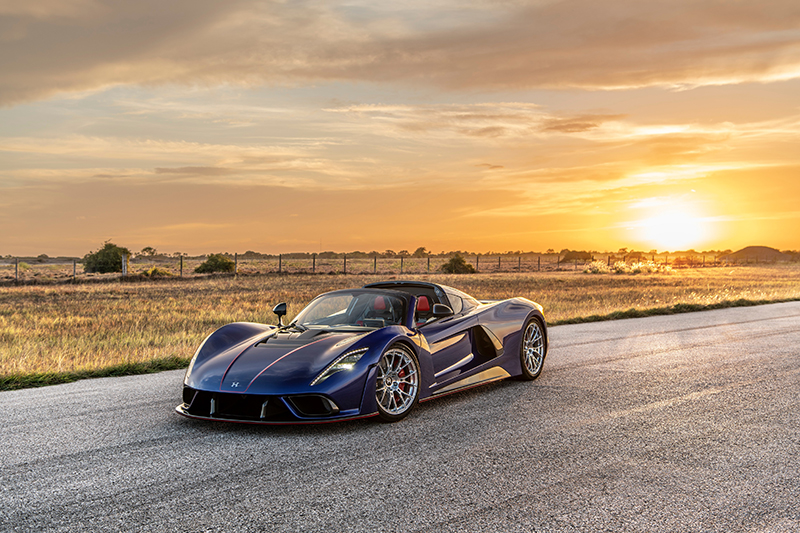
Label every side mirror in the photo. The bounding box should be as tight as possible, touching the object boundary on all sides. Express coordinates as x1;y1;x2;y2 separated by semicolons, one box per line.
432;303;454;318
272;302;287;326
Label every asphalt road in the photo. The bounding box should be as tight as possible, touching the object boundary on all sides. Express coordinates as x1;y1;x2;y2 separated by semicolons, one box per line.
2;302;799;532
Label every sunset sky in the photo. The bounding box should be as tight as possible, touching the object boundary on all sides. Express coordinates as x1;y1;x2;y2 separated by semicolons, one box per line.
2;0;799;256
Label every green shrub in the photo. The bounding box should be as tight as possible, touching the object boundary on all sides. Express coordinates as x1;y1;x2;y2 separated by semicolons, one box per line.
141;266;173;278
83;242;131;273
440;254;476;274
195;254;235;274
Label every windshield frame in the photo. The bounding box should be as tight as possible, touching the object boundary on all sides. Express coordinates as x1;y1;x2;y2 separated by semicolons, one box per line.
292;289;412;331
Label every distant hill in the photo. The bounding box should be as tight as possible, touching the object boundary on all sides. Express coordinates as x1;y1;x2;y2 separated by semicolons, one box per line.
720;246;791;262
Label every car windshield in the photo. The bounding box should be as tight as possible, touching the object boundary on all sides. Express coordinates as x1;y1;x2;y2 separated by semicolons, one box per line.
293;291;406;329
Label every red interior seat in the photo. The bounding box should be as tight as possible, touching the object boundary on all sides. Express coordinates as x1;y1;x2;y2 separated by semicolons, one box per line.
415;296;432;326
417;296;430;312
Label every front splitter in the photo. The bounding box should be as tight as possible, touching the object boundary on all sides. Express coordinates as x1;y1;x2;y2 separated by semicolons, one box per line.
175;404;377;425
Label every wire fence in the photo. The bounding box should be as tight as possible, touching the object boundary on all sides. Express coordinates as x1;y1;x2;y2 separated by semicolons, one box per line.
0;251;754;284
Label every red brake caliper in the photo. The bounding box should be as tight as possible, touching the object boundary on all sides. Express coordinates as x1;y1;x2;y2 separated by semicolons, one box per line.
398;368;406;400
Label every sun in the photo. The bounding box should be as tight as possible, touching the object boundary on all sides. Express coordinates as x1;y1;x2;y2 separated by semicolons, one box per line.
638;211;705;250
628;197;714;251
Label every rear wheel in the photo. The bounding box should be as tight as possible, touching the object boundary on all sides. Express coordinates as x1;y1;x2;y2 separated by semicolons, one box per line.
375;344;420;422
519;318;546;380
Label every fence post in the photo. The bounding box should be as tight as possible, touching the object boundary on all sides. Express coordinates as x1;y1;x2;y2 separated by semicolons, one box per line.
476;255;479;272
343;254;347;275
234;253;238;276
278;254;282;274
73;259;77;281
574;259;578;270
498;256;501;271
121;254;128;277
312;254;316;273
427;256;430;273
400;256;404;274
538;256;541;271
374;256;377;274
180;256;183;277
518;255;521;271
15;258;19;281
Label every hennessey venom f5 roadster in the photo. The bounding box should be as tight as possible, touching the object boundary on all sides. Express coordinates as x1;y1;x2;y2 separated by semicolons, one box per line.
176;280;547;424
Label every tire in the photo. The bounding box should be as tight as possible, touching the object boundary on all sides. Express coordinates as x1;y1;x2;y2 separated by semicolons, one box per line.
375;344;420;422
519;318;546;380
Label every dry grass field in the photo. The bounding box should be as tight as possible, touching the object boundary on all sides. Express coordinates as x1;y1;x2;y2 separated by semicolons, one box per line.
1;265;799;388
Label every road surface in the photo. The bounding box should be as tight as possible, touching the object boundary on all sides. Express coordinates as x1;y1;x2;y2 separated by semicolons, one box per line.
2;302;799;532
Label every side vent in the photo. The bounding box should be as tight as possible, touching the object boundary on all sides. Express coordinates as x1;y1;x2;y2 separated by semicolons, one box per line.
472;325;504;365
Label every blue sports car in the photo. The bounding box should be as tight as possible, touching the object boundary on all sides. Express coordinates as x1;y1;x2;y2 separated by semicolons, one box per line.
176;280;547;424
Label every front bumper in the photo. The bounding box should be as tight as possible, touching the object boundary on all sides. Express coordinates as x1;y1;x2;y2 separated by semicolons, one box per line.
176;386;375;425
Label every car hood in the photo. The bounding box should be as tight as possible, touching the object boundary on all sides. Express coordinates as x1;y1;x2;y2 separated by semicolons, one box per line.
187;328;369;393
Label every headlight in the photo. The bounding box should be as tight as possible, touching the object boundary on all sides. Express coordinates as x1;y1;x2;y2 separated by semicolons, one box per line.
310;348;368;386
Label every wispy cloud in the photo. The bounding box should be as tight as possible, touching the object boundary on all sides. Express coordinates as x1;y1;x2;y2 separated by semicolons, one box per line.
324;103;620;140
540;115;627;134
154;166;238;177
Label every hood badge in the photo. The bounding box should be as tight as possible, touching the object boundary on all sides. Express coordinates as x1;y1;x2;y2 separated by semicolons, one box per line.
231;381;240;388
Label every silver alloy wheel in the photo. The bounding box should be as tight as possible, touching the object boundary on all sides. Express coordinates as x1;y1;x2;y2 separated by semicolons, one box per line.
522;320;545;377
376;345;419;417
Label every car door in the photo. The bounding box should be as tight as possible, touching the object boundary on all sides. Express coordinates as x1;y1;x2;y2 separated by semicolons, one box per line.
419;313;478;384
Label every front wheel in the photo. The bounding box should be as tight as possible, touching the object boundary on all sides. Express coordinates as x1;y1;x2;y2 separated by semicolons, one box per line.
375;344;420;422
519;318;546;380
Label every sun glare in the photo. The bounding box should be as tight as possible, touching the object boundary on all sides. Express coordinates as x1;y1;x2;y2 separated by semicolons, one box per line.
640;213;692;250
628;196;714;251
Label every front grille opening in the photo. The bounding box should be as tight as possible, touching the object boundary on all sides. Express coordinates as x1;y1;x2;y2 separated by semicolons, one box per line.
182;388;294;422
287;395;340;417
217;394;269;419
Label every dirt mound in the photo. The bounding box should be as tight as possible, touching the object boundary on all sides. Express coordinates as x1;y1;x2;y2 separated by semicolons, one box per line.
720;246;790;262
